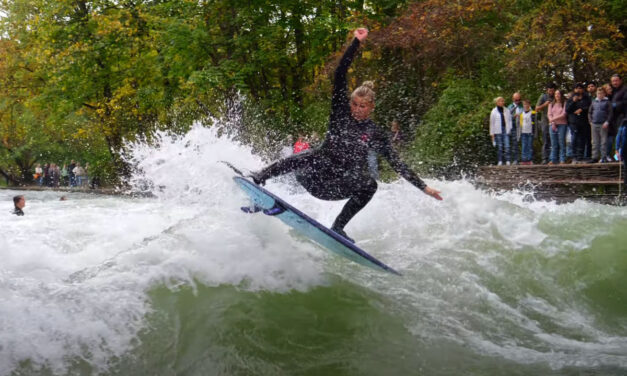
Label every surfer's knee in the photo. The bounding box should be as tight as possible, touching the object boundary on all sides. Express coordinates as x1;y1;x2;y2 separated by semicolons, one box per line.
363;178;377;197
350;179;377;205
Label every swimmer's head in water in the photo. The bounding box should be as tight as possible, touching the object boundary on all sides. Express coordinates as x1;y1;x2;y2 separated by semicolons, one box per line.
13;195;25;209
351;81;375;121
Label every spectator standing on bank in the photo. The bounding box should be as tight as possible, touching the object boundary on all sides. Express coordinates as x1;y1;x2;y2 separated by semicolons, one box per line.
548;90;568;164
603;83;613;100
586;80;599;159
507;92;523;165
490;97;512;166
34;163;43;186
68;160;76;187
61;164;69;186
581;83;593;160
42;163;50;187
53;163;61;187
588;87;613;162
566;83;591;163
47;163;53;187
518;99;536;165
587;81;597;98
583;84;596;163
73;162;86;187
607;74;626;159
536;83;556;164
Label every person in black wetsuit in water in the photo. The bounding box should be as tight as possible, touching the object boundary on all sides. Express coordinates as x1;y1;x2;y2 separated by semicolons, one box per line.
12;195;25;216
250;28;442;242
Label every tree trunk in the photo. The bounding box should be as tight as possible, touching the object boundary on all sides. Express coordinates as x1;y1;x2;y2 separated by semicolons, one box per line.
105;133;132;180
16;153;35;184
291;10;306;107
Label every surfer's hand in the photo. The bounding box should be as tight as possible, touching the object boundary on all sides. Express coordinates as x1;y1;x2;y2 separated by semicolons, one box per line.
354;28;368;41
248;172;266;186
424;186;443;201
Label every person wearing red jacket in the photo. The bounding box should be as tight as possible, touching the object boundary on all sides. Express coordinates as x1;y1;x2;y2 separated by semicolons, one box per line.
293;136;310;154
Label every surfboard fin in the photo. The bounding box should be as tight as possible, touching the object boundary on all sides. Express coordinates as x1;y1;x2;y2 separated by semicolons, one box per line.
240;204;285;216
241;206;263;214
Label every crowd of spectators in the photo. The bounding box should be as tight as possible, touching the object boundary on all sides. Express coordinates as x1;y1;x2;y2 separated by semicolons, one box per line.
33;160;93;188
489;74;626;167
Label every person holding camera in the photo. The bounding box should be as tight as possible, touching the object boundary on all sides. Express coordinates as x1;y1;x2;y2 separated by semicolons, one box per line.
566;83;591;163
536;83;556;164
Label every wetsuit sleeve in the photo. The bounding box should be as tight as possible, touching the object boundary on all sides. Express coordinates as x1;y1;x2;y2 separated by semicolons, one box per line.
374;132;427;191
329;38;361;132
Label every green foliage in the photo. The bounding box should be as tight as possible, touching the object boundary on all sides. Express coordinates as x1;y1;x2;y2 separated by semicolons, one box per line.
505;0;626;87
405;78;495;176
0;0;363;184
0;0;624;186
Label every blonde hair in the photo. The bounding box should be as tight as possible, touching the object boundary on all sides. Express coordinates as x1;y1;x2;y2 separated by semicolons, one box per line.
351;81;375;104
494;96;504;104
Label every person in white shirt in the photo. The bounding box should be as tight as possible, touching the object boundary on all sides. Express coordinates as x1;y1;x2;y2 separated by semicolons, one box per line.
489;97;512;166
73;162;86;187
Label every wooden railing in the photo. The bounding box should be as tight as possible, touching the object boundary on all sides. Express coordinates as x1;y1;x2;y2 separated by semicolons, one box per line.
476;163;625;205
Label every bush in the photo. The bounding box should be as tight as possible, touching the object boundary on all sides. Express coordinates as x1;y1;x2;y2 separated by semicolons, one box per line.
405;78;496;178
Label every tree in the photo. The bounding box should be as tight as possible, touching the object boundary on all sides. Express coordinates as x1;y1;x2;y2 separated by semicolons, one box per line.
505;0;626;89
373;0;506;76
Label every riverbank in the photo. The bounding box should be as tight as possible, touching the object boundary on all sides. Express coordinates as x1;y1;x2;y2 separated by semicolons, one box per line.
476;162;626;205
0;185;123;196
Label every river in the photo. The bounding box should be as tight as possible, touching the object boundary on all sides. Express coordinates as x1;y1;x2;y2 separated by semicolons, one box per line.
2;126;626;375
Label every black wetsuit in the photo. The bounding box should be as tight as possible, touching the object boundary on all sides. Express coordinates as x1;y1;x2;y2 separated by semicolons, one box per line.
13;207;24;216
254;38;427;234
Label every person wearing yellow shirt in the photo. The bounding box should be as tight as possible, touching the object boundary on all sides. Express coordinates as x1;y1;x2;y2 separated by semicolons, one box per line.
518;99;536;165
